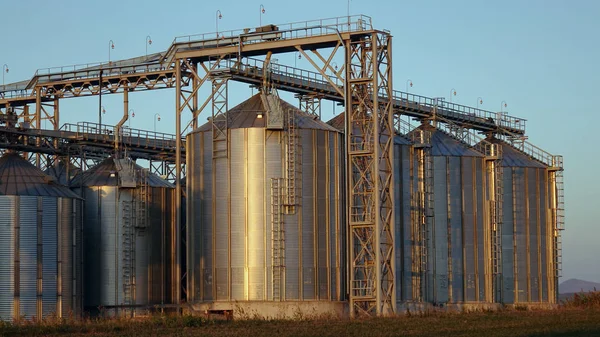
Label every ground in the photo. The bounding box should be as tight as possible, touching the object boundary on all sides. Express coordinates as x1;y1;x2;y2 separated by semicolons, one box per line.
2;308;600;337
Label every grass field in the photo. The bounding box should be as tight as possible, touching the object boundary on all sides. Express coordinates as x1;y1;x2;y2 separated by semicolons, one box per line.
2;293;600;337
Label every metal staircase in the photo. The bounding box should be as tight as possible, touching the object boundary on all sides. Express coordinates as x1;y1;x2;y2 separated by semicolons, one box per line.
270;178;285;300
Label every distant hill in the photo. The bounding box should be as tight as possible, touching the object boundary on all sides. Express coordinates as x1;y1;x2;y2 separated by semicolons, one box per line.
560;278;600;294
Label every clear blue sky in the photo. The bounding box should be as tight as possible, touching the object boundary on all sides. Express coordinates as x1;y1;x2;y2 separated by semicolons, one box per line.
2;0;598;283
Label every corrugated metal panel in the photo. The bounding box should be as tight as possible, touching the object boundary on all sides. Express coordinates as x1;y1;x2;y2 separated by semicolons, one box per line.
328;132;337;300
316;131;328;300
501;168;515;304
59;198;74;317
201;132;213;301
230;130;245;300
0;153;80;198
247;128;265;301
19;196;38;319
0;197;15;319
81;187;101;309
300;130;315;300
74;199;83;317
0;194;80;321
42;197;58;318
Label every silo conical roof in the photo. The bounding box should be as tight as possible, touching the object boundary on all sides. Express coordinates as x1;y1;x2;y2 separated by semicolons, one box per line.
486;138;547;168
70;157;174;188
0;152;81;198
196;93;339;132
326;113;345;132
409;124;484;157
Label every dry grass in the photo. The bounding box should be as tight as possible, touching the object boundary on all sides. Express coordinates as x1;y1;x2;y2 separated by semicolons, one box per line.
561;289;600;309
2;295;600;337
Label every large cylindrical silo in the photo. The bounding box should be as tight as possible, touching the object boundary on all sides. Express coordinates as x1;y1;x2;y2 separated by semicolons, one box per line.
0;153;82;321
408;124;491;307
488;138;557;305
72;157;177;316
187;93;345;316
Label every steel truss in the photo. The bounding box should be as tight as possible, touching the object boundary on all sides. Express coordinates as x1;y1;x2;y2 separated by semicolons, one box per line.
297;93;323;120
346;32;395;316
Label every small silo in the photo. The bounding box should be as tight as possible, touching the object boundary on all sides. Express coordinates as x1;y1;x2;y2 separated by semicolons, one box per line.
408;124;491;307
0;152;82;321
488;138;556;305
71;157;177;316
187;93;346;317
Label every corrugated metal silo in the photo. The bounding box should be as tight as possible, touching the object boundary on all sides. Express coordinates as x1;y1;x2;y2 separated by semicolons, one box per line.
187;93;346;313
0;153;82;321
487;139;556;304
408;124;491;306
71;157;177;316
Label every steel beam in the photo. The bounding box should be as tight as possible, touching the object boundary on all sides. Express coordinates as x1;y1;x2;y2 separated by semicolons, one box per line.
298;93;322;120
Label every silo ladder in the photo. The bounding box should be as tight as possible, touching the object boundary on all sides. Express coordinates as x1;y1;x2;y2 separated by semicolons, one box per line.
136;169;149;235
122;201;135;311
283;108;301;214
271;178;285;300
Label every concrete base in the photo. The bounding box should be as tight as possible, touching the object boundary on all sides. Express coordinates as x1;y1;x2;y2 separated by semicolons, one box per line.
190;301;348;320
188;300;558;320
396;301;558;313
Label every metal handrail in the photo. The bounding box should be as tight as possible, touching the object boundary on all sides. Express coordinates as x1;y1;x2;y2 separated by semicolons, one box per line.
215;57;342;89
393;90;526;134
173;15;372;44
60;122;181;150
162;15;371;65
508;138;562;168
33;62;169;85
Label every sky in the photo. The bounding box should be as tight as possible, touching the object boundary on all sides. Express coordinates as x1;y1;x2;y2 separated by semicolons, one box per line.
1;0;598;283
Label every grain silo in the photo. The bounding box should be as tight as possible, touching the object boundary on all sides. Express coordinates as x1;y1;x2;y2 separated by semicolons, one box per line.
71;157;177;316
486;138;558;305
407;123;491;307
187;93;346;317
0;152;82;321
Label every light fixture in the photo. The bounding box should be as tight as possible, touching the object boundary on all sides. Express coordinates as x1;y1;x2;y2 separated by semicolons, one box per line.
257;112;264;119
109;171;116;178
146;35;152;58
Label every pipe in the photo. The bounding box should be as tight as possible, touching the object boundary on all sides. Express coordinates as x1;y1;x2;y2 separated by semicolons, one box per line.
115;88;129;157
